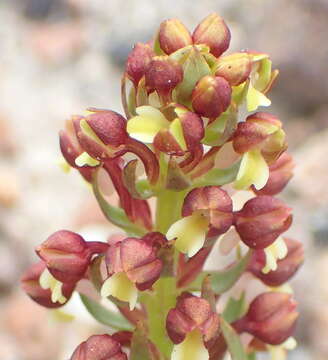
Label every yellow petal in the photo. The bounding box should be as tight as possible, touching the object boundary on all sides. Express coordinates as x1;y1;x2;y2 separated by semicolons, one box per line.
39;268;67;304
262;237;288;274
127;106;169;143
171;329;208;360
247;82;271;112
167;213;209;257
101;272;138;310
169;118;187;151
234;150;269;190
75;152;100;167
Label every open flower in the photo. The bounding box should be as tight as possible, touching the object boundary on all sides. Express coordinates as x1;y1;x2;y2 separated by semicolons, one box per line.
21;261;75;308
166;294;220;360
101;236;163;309
233;112;287;190
167;186;233;257
127;105;204;156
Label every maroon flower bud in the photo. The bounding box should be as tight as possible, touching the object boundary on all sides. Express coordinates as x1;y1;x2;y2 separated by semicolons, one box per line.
191;75;231;119
145;56;183;100
248;238;304;287
21;261;75;308
192;13;231;57
126;42;155;87
233;112;287;164
253;152;295;196
234;196;293;249
233;292;298;345
166;293;220;345
36;230;107;283
70;334;127;360
159;19;192;54
214;53;252;86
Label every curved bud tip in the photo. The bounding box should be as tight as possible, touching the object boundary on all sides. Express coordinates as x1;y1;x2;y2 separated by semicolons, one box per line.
159;19;192;54
36;230;91;283
70;334;127;360
145;56;183;98
192;75;231;119
234;292;298;345
234;195;292;249
192;13;231;57
126;42;155;87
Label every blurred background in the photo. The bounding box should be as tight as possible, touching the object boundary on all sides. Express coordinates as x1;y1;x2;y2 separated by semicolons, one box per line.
0;0;327;359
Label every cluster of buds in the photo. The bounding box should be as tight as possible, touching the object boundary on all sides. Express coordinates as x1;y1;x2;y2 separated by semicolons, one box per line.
21;13;302;360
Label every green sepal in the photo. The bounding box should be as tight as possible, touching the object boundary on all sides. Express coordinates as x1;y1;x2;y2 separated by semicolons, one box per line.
92;172;146;236
223;292;248;323
221;317;247;360
174;46;211;106
79;293;134;331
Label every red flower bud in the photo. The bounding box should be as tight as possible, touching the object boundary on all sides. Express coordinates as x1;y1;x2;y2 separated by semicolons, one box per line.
191;75;231;119
234;196;293;249
192;13;231;57
166;293;220;344
145;56;183;99
233;112;287;164
233;292;298;345
183;186;233;237
21;261;75;308
36;230;101;283
70;334;127;360
214;53;252;86
248;238;304;286
126;42;155;87
253;152;294;196
159;19;192;54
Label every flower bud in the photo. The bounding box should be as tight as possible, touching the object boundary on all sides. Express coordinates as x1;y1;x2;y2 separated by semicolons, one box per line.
70;334;127;360
234;196;292;249
192;13;231;57
36;230;93;283
101;237;163;309
21;261;75;308
167;294;219;360
233;292;298;345
145;56;183;99
126;42;155;87
248;238;304;287
191;75;231;119
214;53;252;86
253;152;294;196
233;112;287;164
159;19;192;54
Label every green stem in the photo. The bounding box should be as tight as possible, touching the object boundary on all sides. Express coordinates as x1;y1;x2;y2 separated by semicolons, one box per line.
142;277;177;359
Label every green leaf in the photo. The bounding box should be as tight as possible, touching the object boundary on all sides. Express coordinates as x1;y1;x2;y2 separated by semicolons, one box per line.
221;317;247;360
188;250;252;294
223;292;248;323
194;161;241;187
210;250;252;294
79;293;133;331
92;174;146;236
